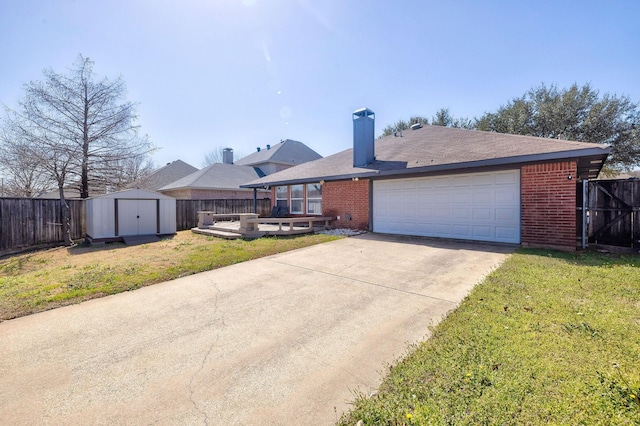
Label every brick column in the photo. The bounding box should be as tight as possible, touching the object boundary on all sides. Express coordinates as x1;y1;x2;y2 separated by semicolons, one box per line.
521;161;578;251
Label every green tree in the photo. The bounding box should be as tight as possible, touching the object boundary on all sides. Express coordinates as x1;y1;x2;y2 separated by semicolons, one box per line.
430;107;474;129
380;115;429;138
380;108;472;138
476;83;640;171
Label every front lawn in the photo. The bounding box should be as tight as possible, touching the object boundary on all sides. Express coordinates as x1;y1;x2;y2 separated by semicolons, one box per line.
0;231;339;321
338;249;640;425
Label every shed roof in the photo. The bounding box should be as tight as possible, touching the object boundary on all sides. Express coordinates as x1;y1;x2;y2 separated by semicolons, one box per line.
234;139;322;167
242;125;610;187
159;162;266;192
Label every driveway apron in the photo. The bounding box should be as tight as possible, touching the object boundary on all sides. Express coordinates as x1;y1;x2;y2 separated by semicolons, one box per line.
0;234;513;425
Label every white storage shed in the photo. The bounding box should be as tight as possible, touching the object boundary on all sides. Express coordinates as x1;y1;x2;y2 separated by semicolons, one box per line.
86;189;176;241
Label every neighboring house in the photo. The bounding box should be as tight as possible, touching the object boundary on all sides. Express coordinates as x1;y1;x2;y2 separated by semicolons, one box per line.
159;142;321;199
137;160;198;191
159;154;269;199
242;108;610;251
35;160;198;199
234;139;322;174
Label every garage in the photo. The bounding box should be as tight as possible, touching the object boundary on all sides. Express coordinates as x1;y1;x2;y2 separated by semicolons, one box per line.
373;170;521;243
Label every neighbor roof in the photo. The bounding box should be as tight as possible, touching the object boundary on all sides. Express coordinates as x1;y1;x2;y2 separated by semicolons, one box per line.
234;139;322;167
141;159;198;190
160;163;266;191
242;125;610;188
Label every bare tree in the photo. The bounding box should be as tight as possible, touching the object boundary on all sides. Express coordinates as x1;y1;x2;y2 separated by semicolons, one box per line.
202;147;245;167
0;125;54;197
202;148;225;167
10;55;155;198
0;55;155;244
1;108;81;244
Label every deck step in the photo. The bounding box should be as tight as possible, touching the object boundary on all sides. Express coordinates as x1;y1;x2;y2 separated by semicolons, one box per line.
191;228;242;239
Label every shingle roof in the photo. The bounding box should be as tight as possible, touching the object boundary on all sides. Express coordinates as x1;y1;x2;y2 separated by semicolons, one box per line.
159;163;264;191
242;125;610;187
142;160;198;190
234;139;322;167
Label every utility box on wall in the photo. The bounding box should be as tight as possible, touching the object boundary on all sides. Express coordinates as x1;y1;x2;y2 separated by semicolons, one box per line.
85;189;176;242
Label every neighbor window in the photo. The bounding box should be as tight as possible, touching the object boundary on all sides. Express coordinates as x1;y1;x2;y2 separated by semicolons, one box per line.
275;186;288;211
290;184;304;214
306;183;322;215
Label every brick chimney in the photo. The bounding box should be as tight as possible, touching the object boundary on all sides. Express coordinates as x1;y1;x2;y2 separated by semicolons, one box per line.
353;108;375;167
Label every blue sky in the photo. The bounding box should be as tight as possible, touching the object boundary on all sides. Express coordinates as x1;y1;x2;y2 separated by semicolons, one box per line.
1;0;639;168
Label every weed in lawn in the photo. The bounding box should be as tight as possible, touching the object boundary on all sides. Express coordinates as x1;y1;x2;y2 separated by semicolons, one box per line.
0;256;29;275
596;366;640;413
338;249;640;425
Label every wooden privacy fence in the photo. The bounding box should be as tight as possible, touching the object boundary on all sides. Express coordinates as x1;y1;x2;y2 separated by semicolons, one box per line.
580;179;640;249
0;198;272;256
0;198;85;256
175;199;272;231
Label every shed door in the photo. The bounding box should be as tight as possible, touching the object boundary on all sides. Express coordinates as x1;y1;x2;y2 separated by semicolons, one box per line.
117;199;158;236
373;170;521;243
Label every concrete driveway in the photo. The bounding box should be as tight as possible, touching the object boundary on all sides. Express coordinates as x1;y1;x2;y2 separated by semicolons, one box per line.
0;234;513;425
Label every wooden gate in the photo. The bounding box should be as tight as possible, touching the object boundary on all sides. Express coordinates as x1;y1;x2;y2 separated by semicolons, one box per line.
580;179;640;248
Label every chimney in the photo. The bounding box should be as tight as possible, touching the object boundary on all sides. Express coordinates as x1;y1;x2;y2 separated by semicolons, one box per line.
353;108;375;167
223;147;234;164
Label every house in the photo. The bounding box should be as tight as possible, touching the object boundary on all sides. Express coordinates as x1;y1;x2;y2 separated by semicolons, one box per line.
242;108;610;250
36;160;198;199
234;139;322;173
137;159;198;191
159;141;321;199
159;161;270;199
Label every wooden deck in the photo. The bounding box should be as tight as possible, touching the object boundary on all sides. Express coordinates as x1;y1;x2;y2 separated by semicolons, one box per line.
192;212;335;239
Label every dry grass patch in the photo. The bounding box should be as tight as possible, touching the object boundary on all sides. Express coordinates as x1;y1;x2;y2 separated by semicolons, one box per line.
0;231;339;321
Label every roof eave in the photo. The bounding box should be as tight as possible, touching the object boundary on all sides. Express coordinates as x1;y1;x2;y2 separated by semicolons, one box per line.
241;147;610;188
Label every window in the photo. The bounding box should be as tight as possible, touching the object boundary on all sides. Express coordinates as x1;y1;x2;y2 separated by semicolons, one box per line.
290;184;304;214
306;183;322;215
275;186;288;211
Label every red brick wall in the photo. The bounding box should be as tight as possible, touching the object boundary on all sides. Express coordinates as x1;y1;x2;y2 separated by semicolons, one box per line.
521;161;577;250
322;179;370;230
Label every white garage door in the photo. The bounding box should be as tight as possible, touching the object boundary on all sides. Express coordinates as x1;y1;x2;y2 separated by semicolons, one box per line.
373;170;520;243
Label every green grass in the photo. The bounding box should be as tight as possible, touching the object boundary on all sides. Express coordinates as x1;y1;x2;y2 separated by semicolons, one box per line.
0;231;340;320
338;249;640;425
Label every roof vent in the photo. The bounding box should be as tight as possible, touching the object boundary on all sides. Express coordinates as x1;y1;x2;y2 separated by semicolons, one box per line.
266;144;271;150
257;147;261;152
410;122;423;130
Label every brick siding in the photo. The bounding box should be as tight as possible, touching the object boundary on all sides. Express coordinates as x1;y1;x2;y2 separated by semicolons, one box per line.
521;161;578;250
322;179;370;230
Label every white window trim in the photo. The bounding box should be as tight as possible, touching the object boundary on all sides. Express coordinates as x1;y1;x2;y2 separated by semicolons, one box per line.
306;183;322;215
290;184;304;214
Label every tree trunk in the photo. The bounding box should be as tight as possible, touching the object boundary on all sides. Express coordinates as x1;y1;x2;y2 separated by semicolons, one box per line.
58;185;73;246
